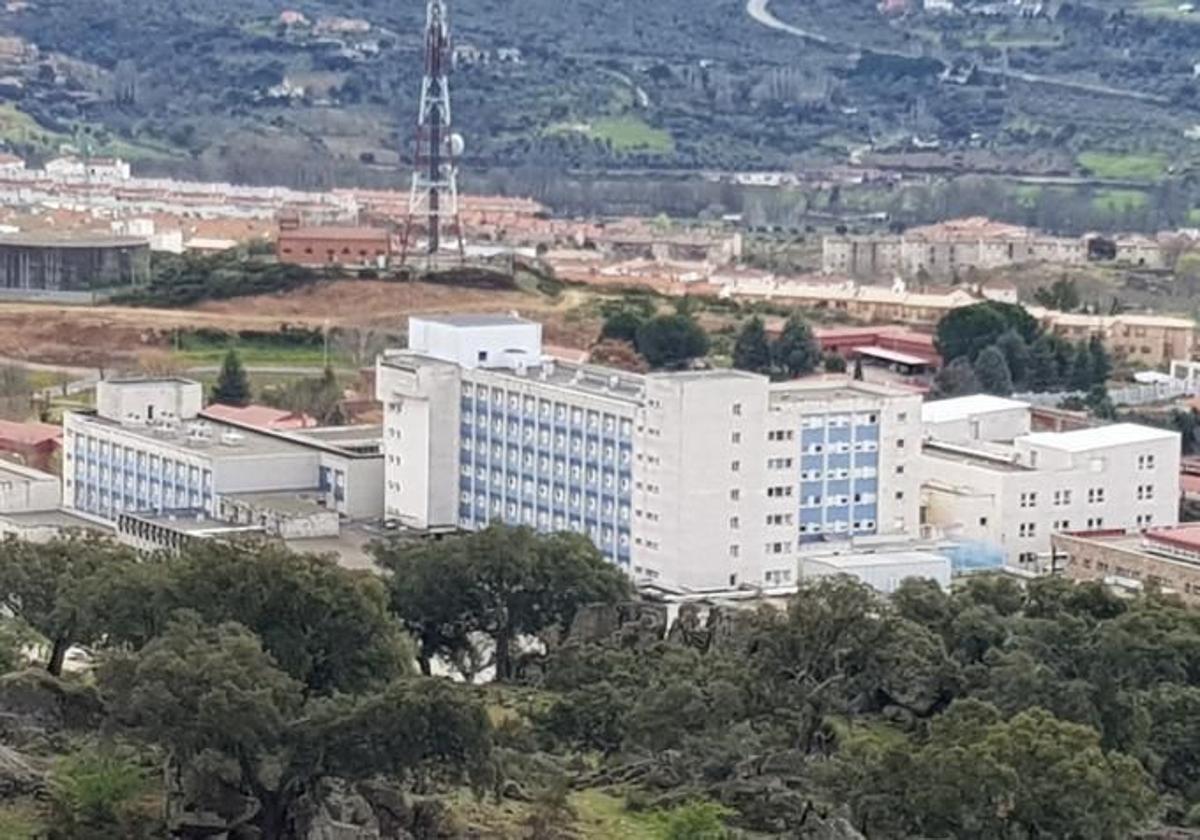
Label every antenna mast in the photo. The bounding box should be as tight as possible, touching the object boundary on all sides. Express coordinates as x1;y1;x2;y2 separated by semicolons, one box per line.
401;0;465;265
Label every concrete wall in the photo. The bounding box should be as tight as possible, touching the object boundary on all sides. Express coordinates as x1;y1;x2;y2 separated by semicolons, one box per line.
801;554;951;594
97;379;203;424
210;451;320;496
0;464;59;513
1055;533;1200;604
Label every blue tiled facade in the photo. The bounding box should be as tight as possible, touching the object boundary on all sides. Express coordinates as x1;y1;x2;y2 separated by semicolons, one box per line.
456;381;634;566
69;432;213;522
796;411;880;544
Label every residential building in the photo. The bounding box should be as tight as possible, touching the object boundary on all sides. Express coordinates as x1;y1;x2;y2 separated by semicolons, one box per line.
0;419;62;471
1035;310;1198;369
1054;525;1200;603
376;315;922;591
276;226;393;268
63;378;384;528
920;395;1180;570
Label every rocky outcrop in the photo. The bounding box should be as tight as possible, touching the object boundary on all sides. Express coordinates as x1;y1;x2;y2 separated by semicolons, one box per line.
0;743;45;798
566;602;668;647
0;669;103;749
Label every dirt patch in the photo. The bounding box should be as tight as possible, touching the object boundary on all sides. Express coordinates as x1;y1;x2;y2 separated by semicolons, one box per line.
0;280;607;367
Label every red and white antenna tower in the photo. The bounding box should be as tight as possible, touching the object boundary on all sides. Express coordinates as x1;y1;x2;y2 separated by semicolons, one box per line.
401;0;465;265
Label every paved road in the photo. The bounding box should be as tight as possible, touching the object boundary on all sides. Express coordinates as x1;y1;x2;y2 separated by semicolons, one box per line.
746;0;1169;105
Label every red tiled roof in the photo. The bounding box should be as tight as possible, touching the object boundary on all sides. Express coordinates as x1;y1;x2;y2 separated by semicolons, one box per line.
1145;525;1200;552
0;419;62;446
201;404;315;430
278;226;391;242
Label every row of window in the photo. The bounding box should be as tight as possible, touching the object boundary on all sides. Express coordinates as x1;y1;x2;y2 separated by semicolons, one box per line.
461;464;630;494
460;388;634;438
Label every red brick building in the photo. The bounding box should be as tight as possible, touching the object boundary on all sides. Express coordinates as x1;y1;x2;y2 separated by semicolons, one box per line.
0;419;62;472
276;226;393;268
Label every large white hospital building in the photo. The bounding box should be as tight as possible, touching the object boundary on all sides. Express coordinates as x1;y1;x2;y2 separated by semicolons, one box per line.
376;314;923;591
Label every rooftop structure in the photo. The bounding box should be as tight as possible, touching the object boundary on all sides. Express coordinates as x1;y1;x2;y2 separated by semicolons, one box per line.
377;315;923;591
800;548;952;594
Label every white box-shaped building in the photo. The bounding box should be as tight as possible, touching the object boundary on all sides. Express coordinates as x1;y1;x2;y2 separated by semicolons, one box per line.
408;314;542;370
800;549;952;594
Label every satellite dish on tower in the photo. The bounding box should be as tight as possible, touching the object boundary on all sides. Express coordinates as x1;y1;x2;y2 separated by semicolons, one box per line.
446;133;465;157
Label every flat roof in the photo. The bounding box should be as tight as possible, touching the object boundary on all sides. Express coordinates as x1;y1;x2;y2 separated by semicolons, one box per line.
854;345;933;366
294;425;382;446
803;550;951;570
0;509;106;530
412;313;535;328
225;492;332;517
279;226;391;241
922;395;1030;425
69;413;313;459
923;441;1031;472
121;510;263;536
0;232;149;248
1021;423;1177;453
1145;526;1200;553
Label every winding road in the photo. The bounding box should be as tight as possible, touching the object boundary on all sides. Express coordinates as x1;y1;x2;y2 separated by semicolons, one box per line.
745;0;1169;105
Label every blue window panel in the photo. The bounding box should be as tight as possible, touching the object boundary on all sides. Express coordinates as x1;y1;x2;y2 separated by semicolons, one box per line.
827;454;852;470
826;506;851;522
827;480;851;498
853;504;878;521
801;455;825;472
801;427;825;445
855;425;880;441
800;534;825;545
801;481;824;496
856;479;879;494
854;453;879;468
827;427;852;444
800;508;824;524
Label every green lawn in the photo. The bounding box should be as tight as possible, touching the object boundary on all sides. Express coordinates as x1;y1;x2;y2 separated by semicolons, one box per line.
547;115;674;153
1077;150;1169;181
1092;188;1150;213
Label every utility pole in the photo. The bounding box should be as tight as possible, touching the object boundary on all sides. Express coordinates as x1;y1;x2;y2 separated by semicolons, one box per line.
401;0;465;267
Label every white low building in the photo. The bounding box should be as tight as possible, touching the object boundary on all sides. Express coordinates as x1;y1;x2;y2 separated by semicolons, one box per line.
0;460;60;514
920;395;1180;571
63;378;384;534
800;548;952;594
377;314;923;591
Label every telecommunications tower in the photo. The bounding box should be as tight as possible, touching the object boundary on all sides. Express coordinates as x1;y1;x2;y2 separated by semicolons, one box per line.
401;0;465;264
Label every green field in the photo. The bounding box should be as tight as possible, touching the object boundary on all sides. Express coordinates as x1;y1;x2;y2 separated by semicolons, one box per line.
1092;187;1150;213
1077;150;1169;181
548;115;675;153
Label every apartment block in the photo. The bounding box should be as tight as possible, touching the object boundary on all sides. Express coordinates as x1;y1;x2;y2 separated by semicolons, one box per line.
63;378;384;530
376;315;921;591
1054;525;1200;604
920;395;1180;570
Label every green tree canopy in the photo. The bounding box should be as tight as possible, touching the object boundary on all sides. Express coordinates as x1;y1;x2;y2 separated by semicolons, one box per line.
936;302;1040;364
211;348;251;407
932;356;981;398
731;316;772;374
0;534;140;675
974;346;1014;396
773;314;821;378
102;616;492;839
635;313;709;369
375;525;631;682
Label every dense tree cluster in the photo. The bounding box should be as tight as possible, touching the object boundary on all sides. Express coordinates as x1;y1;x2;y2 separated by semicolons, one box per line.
934;301;1112;398
732;315;822;380
598;302;710;370
114;251;325;308
8;530;1200;837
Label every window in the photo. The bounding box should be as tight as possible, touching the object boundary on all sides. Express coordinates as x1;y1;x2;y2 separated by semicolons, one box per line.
732;403;743;416
979;517;988;527
1018;552;1038;565
731;431;742;445
731;460;741;472
1020;492;1038;509
730;489;741;501
1087;517;1105;529
1053;489;1072;507
729;516;740;530
1019;522;1037;538
1137;514;1153;527
896;465;905;475
897;439;905;449
1088;487;1106;504
729;545;740;558
1054;520;1071;531
1137;484;1155;501
1139;454;1156;470
895;412;906;423
895;491;905;500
